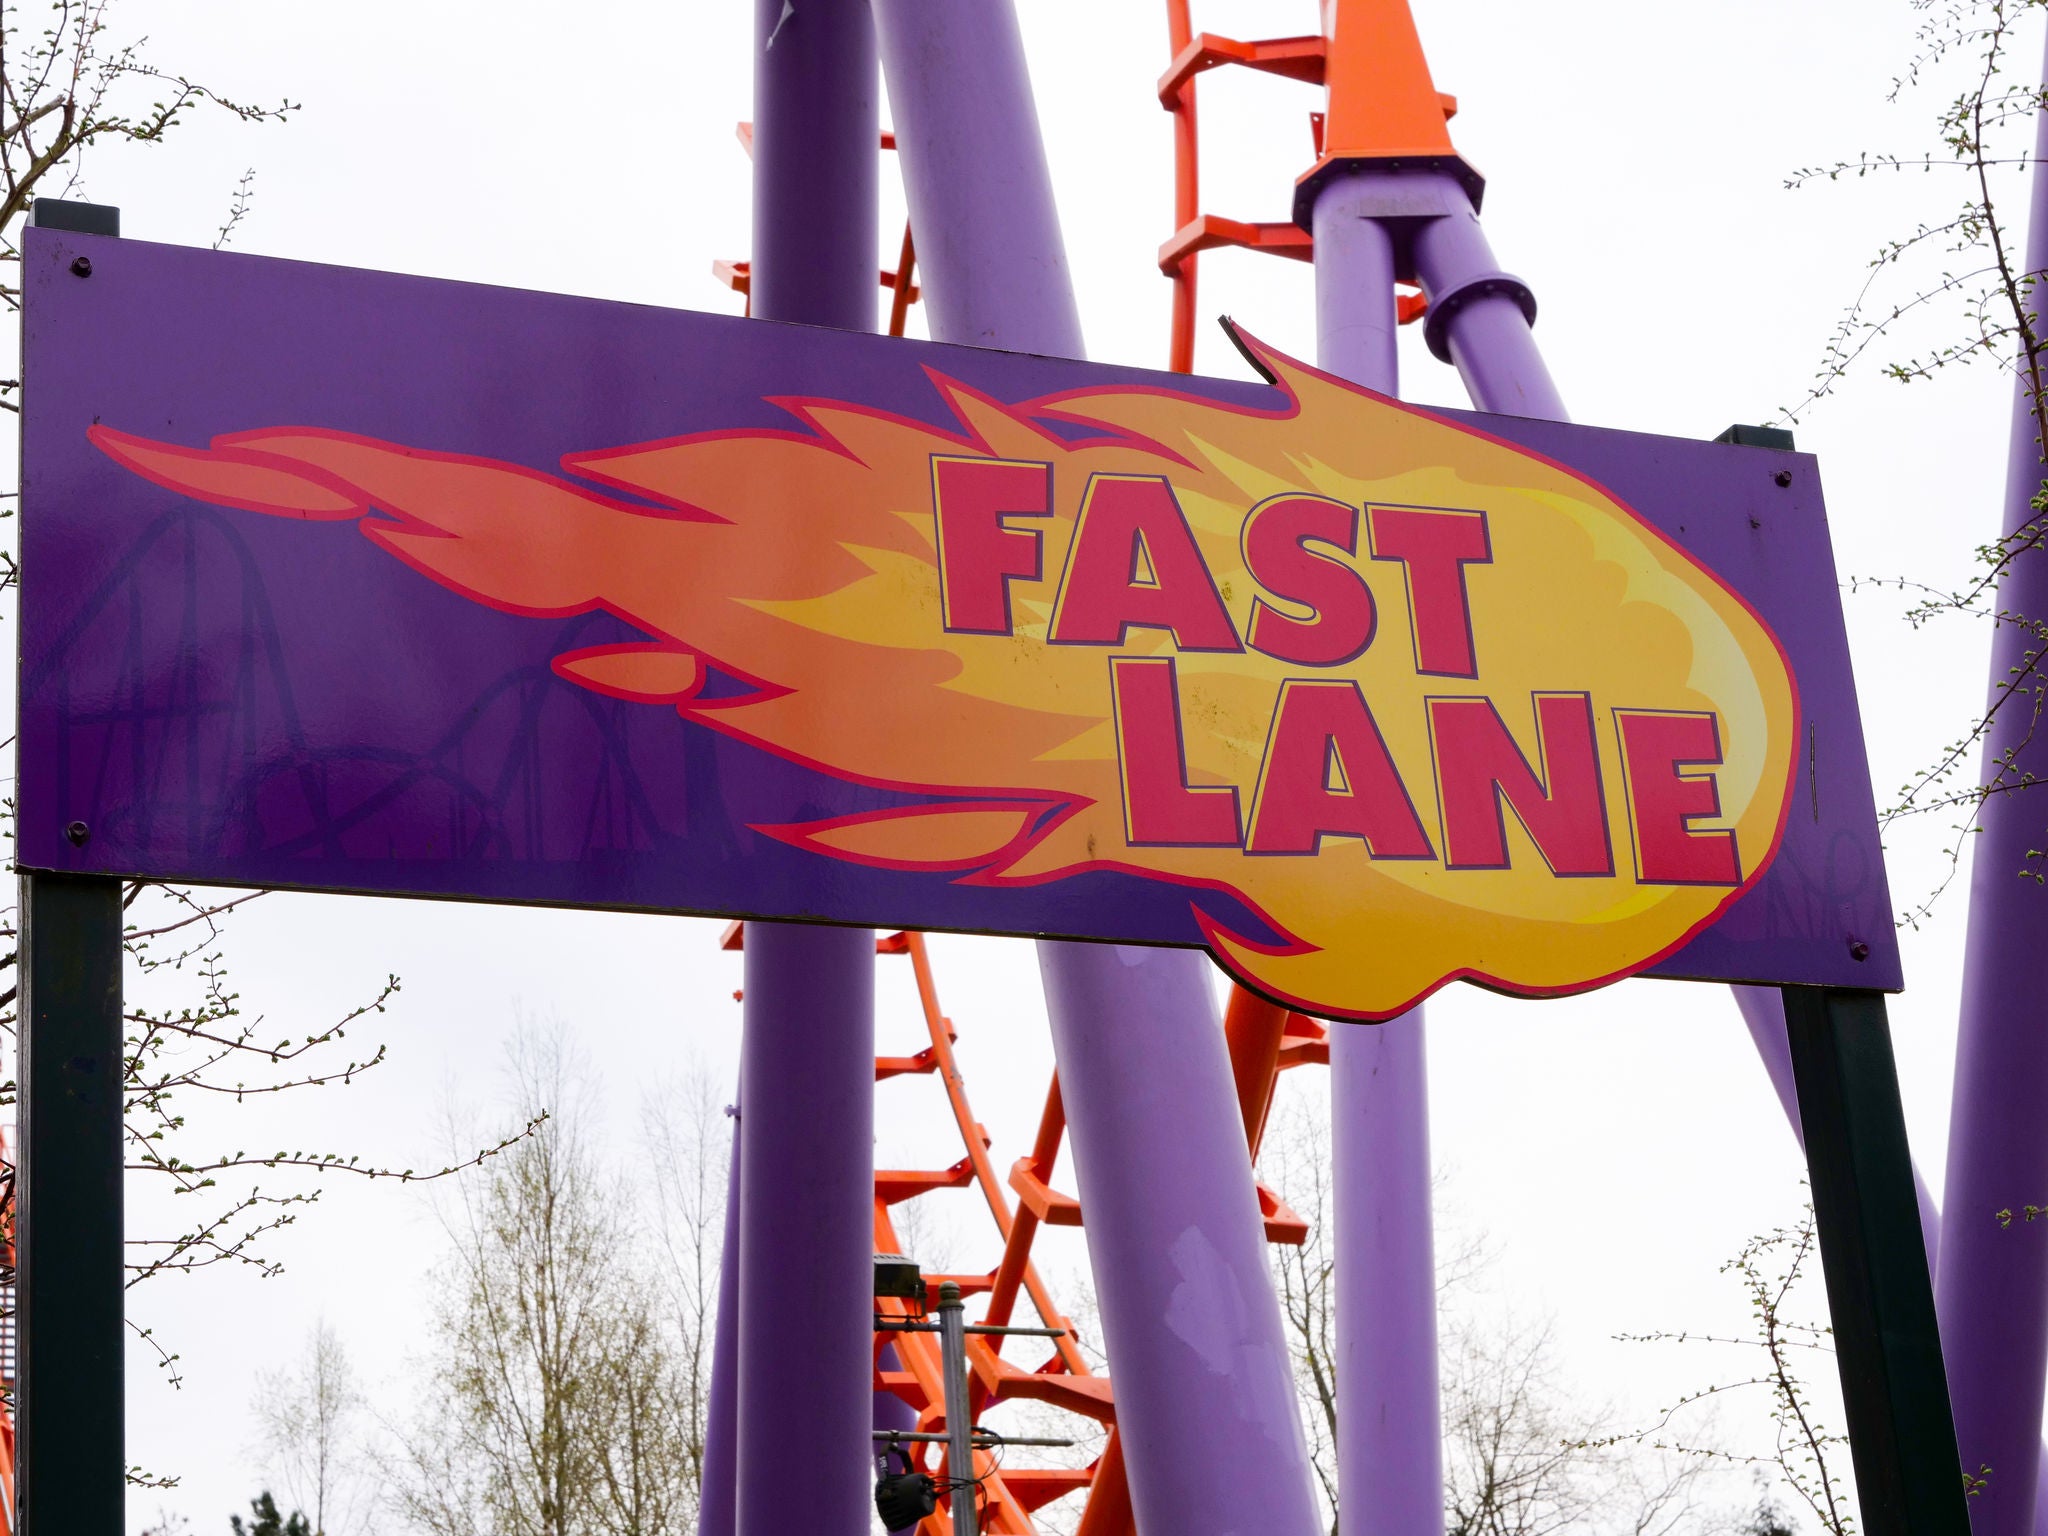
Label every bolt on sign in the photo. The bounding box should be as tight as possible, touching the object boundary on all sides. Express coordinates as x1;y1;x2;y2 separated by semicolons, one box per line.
18;231;1896;1020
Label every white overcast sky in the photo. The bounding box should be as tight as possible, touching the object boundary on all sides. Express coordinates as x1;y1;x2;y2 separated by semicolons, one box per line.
17;0;2033;1528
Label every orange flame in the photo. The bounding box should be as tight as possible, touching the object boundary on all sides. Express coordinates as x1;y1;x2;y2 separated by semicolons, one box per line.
92;328;1797;1020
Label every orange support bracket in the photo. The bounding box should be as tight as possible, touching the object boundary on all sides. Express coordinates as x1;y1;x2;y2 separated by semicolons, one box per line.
1292;0;1483;223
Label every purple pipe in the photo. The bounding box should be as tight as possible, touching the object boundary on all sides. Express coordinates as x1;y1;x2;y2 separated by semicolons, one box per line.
1406;183;1566;422
737;6;880;1532
699;1094;743;1536
1311;171;1445;1536
737;924;876;1535
1313;172;1403;393
874;1344;917;1438
1331;1017;1441;1536
872;10;1322;1531
1939;35;2048;1531
1041;946;1323;1534
746;0;880;332
869;0;1082;356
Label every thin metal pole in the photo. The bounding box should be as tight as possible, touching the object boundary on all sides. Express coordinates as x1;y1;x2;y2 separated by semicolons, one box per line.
16;872;126;1536
1938;26;2048;1536
873;10;1323;1533
1784;988;1969;1536
1309;168;1445;1536
936;1281;978;1536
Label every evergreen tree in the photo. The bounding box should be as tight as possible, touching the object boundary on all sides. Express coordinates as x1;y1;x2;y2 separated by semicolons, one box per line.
228;1491;311;1536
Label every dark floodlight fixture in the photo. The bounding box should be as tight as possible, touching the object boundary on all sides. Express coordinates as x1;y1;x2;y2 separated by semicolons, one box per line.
874;1251;925;1302
874;1443;938;1531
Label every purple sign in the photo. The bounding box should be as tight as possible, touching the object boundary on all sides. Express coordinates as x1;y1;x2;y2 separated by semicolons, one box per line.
18;229;1898;1019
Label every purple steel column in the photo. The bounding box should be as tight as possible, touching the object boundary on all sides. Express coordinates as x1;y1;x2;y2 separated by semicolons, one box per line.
1940;33;2048;1534
738;925;876;1535
747;0;880;331
873;10;1322;1532
699;1095;743;1536
1040;947;1323;1533
1331;1019;1440;1535
1313;170;1445;1536
1314;172;1402;394
738;5;880;1534
869;0;1082;355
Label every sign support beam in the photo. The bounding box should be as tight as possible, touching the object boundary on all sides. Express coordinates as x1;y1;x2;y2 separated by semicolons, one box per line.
1783;985;1969;1536
16;871;126;1536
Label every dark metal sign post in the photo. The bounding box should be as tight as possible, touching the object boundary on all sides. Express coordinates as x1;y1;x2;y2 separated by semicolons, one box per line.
17;872;126;1536
1784;986;1970;1535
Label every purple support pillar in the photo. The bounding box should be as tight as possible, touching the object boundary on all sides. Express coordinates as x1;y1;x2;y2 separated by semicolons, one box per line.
1311;170;1445;1536
869;0;1082;356
699;1097;743;1536
873;10;1322;1532
1331;1020;1440;1534
875;1345;917;1437
738;924;876;1536
1040;946;1323;1534
737;6;880;1532
1313;172;1402;394
747;0;880;332
1939;36;2048;1532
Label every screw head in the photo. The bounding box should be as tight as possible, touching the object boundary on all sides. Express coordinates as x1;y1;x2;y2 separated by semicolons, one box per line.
69;255;92;278
1849;938;1871;962
64;820;90;846
1773;468;1793;488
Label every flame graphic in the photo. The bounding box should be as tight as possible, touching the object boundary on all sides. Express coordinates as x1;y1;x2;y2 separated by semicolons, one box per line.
92;328;1797;1020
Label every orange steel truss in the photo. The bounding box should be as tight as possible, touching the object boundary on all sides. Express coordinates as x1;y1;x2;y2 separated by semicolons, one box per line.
1158;0;1459;372
725;923;1328;1536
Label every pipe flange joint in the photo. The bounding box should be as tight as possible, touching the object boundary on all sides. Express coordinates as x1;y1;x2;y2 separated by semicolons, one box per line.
1421;271;1537;364
1292;153;1487;234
